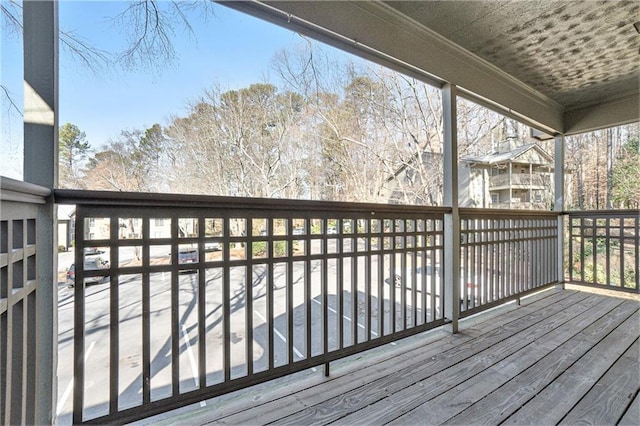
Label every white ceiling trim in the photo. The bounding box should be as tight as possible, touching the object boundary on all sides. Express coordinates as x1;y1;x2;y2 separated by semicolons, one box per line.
564;93;640;135
221;1;446;87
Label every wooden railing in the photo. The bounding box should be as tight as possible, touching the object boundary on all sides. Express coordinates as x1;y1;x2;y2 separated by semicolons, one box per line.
54;190;636;424
459;209;559;317
55;190;448;424
567;210;639;293
0;177;51;425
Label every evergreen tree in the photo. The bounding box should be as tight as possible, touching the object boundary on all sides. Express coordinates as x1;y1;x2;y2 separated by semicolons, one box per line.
59;123;90;189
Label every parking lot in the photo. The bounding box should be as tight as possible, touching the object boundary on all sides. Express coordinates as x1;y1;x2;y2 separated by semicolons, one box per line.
55;245;440;422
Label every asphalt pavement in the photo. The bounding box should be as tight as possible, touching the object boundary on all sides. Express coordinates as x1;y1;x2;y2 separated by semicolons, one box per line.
55;248;437;423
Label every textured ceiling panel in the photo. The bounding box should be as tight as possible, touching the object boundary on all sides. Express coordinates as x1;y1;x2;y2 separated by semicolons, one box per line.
385;0;640;110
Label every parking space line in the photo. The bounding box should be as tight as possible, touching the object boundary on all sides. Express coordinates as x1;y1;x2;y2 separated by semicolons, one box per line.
253;310;317;372
181;324;206;407
311;298;378;336
57;341;96;416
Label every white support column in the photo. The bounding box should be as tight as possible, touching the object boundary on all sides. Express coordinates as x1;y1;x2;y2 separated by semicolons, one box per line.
23;1;58;423
529;163;533;209
508;161;513;208
442;84;460;333
554;134;565;289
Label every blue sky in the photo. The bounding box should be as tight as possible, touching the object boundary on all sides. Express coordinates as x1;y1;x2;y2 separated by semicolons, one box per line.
0;1;307;179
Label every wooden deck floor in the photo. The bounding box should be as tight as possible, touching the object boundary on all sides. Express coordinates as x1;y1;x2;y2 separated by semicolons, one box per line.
142;288;640;426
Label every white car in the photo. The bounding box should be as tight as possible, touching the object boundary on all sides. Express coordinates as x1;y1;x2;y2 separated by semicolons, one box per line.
204;242;220;252
66;256;110;287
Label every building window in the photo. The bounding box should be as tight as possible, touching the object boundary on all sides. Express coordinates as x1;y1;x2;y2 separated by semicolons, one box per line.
154;218;165;226
491;193;499;204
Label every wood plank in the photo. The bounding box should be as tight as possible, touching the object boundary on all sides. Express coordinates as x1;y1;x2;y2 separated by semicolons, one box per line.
268;292;594;425
365;295;627;425
502;307;640;425
176;291;563;426
207;289;578;424
444;299;640;425
205;327;462;425
618;391;640;426
156;325;453;425
559;338;640;425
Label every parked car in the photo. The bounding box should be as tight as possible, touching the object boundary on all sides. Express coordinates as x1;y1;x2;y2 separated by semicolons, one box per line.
204;242;220;252
67;256;110;287
178;247;198;264
83;247;103;255
386;265;482;307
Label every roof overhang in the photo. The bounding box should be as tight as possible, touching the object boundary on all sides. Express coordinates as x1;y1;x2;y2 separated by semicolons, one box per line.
221;1;639;136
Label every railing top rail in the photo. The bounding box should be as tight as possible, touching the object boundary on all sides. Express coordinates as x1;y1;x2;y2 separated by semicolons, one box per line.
564;209;640;217
0;176;51;204
54;189;451;216
459;207;559;218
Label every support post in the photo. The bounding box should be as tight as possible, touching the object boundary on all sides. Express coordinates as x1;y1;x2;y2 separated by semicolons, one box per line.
23;1;59;423
442;84;460;333
554;134;565;289
508;161;513;209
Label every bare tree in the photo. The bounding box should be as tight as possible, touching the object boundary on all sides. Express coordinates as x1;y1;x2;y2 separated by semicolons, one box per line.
164;83;309;198
1;0;214;111
84;125;168;192
112;1;215;72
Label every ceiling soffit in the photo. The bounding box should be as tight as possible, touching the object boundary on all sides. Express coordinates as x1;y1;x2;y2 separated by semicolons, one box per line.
222;1;639;135
386;1;639;110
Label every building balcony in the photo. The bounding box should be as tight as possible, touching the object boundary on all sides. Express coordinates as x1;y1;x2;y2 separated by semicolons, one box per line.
489;173;548;190
3;180;638;424
491;201;548;210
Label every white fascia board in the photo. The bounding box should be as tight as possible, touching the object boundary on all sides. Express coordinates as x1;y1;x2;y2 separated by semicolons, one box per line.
564;93;640;135
223;1;565;133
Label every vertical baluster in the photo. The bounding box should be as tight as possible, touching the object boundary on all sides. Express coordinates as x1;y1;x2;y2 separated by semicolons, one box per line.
619;216;625;289
377;219;384;338
337;220;344;351
322;219;329;375
223;217;232;381
635;214;640;291
390;219;397;333
364;219;372;341
171;216;180;395
109;214;120;413
351;218;358;346
197;215;206;389
246;218;254;376
72;208;85;425
287;218;294;364
305;218;311;361
266;218;274;372
142;217;151;404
